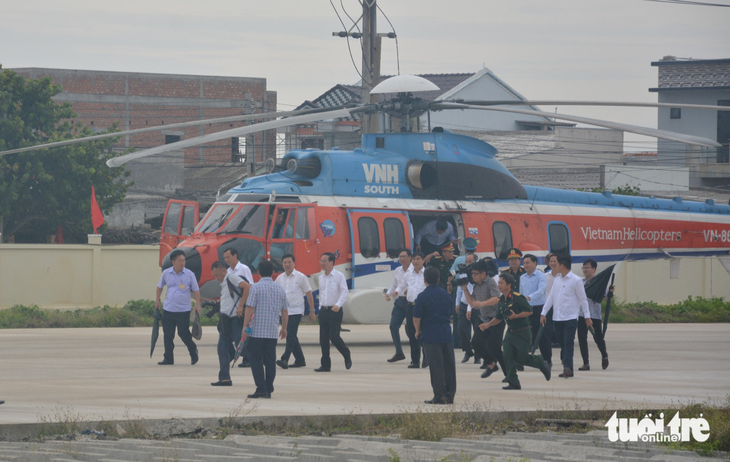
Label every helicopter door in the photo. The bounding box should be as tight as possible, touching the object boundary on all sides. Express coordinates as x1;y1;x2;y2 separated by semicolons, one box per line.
159;199;199;266
267;205;317;274
347;209;412;290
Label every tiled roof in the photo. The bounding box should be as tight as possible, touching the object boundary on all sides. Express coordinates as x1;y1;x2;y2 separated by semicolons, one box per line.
454;130;559;159
650;58;730;92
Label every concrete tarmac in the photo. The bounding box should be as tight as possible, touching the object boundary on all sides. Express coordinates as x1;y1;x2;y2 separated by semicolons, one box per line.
0;323;728;425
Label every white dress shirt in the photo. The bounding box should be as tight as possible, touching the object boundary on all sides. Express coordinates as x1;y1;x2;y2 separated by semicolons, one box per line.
396;266;426;303
545;271;558;298
228;261;253;284
386;265;410;297
275;269;312;316
318;269;349;308
541;271;591;321
219;273;244;317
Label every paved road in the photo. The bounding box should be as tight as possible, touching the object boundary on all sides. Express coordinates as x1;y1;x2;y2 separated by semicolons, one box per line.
0;432;724;461
0;323;728;427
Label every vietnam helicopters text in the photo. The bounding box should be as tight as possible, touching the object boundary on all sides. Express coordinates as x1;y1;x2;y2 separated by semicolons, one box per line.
3;75;730;323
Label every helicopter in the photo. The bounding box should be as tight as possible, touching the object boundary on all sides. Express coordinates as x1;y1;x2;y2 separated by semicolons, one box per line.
2;75;730;323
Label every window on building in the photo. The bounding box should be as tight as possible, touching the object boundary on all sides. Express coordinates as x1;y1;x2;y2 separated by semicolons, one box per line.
383;218;406;258
492;222;513;261
357;217;380;258
670;108;681;119
165;135;181;144
548;223;571;256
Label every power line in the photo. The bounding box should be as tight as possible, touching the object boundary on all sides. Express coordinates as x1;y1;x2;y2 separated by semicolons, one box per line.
329;0;368;85
643;0;730;6
376;2;400;75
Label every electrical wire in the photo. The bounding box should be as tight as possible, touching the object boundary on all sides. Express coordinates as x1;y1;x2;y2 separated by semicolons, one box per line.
329;0;368;85
339;0;371;78
643;0;730;6
376;2;400;75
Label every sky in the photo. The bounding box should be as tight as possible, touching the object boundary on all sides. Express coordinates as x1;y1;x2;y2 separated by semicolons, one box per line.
1;0;729;151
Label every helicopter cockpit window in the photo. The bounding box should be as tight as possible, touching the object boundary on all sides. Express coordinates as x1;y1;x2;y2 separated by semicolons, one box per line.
297;207;313;239
197;204;238;234
493;221;513;261
180;205;196;236
219;204;266;237
271;209;295;239
164;202;182;235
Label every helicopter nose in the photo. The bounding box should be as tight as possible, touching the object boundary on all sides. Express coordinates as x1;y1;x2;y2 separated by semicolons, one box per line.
161;247;202;282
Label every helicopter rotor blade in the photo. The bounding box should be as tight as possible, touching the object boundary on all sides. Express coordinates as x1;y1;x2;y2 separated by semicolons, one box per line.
0;106;353;158
432;102;722;148
447;100;730;112
106;107;358;167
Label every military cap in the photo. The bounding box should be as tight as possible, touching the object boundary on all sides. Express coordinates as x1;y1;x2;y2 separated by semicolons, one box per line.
441;243;455;252
506;247;522;260
463;237;478;251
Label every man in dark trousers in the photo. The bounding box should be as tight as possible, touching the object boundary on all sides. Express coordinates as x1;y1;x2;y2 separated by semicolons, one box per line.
241;260;288;398
314;252;352;372
155;249;201;366
209;261;250;386
414;266;457;405
479;273;551;390
578;258;611;371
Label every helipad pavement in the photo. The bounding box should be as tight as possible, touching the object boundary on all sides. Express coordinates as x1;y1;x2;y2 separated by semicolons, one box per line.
0;323;728;426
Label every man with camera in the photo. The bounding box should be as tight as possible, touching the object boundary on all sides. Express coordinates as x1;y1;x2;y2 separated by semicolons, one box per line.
209;261;250;386
461;259;503;379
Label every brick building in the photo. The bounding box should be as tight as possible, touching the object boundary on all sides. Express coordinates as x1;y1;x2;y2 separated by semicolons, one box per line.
12;68;277;165
11;68;278;227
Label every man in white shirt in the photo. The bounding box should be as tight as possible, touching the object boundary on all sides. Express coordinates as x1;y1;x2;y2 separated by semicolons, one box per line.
384;249;411;363
394;251;427;368
454;253;479;364
314;252;352;372
275;254;315;369
209;261;250;386
223;247;253;368
540;254;592;378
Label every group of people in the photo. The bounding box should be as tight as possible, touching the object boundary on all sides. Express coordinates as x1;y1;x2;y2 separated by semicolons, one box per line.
155;249;352;399
384;242;613;401
155;228;612;404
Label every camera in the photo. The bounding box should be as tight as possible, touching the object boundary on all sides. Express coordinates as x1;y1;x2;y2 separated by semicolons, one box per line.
202;300;221;319
450;259;500;287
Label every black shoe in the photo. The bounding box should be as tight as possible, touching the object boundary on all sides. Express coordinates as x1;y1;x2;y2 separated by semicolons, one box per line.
191;348;199;365
276;359;288;369
158;360;174;365
474;357;481;365
421;360;429;368
407;362;420;369
602;356;609;370
238;360;251;368
388;353;406;362
540;360;551;381
289;362;306;368
515;364;524;371
502;377;509;383
481;365;498;379
314;367;330;372
345;358;353;370
480;362;489;370
247;392;271;399
424;397;448;404
559;368;573;378
461;352;473;363
211;380;232;387
0;401;4;405
502;383;521;390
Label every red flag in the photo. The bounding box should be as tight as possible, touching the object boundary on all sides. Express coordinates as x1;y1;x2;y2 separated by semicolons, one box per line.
91;186;105;234
56;225;64;244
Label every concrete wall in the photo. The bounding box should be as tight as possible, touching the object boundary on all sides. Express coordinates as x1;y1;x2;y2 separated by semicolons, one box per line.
603;164;689;191
1;244;729;310
0;244;160;309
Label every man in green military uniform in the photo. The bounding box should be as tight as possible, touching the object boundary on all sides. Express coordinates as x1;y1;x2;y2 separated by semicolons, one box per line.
425;243;459;348
501;248;526;293
478;273;551;390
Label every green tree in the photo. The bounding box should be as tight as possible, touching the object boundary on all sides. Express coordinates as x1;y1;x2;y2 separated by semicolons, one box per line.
0;66;130;242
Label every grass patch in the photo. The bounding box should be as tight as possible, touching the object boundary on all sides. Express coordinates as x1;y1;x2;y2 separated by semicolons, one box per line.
609;296;730;323
0;300;218;329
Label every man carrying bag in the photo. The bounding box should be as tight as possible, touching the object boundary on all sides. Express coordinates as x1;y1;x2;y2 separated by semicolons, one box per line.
209;261;250;386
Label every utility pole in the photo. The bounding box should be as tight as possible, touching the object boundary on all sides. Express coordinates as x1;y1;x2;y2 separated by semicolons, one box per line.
333;0;394;135
361;0;380;134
